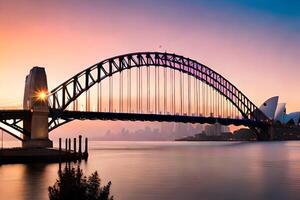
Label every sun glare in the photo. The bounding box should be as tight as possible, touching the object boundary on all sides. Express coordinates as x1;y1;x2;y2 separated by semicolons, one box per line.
35;90;48;102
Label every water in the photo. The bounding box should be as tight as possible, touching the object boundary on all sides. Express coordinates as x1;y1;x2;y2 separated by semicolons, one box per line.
1;141;300;200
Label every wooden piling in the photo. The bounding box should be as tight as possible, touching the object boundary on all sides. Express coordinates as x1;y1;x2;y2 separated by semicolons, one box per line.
79;135;82;154
0;136;89;163
65;138;68;152
59;138;62;151
84;137;88;154
73;138;76;153
68;138;71;153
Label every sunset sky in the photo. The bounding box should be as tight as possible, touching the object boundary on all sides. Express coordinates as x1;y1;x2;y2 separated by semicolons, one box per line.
0;0;299;140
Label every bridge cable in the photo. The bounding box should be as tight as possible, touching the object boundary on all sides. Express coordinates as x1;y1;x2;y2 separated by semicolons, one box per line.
193;75;195;116
85;91;88;112
212;88;218;117
218;87;220;117
77;99;78;111
204;83;206;116
211;86;213;117
188;74;191;115
198;75;200;116
136;67;139;113
164;67;167;114
100;81;102;112
170;68;173;114
218;89;220;117
212;86;214;117
233;100;235;118
218;84;220;117
218;88;220;117
210;86;212;116
230;97;232;118
127;68;131;113
206;84;208;117
119;70;123;113
158;67;160;113
213;87;215;117
140;66;142;113
109;76;113;112
173;68;175;114
196;77;199;115
86;90;90;112
231;100;233;118
202;81;204;116
225;98;227;118
220;93;223;118
147;66;150;113
196;78;198;115
209;86;211;117
155;66;157;114
216;82;218;117
171;68;175;114
180;71;183;115
97;83;99;112
219;85;221;117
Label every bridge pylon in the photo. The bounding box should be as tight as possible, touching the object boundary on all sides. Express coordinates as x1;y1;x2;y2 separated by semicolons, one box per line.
23;67;52;148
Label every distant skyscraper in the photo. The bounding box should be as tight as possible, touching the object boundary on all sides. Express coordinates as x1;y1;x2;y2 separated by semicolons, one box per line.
204;123;229;136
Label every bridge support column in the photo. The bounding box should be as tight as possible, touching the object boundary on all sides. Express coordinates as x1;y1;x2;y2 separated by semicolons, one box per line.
22;67;52;148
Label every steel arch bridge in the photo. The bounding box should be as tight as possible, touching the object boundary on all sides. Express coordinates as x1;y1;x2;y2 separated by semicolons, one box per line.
0;52;269;142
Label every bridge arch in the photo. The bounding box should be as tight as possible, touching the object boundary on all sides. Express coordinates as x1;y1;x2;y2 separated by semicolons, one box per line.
48;52;266;131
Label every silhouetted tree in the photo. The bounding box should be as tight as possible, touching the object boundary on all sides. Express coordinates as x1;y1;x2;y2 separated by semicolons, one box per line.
49;165;113;200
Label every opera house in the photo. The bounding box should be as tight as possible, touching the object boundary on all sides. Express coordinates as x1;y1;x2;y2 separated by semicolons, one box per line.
259;96;300;126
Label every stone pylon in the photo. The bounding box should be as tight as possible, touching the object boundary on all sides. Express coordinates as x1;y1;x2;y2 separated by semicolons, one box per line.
23;67;53;148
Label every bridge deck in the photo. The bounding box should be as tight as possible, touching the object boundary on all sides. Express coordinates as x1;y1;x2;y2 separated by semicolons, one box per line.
0;110;30;120
51;110;266;128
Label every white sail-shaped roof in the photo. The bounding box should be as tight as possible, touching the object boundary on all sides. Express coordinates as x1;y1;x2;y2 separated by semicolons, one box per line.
284;112;300;125
259;96;279;120
274;103;286;123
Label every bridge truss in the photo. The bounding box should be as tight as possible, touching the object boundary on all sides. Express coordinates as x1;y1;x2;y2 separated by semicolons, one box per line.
0;110;30;140
48;52;267;131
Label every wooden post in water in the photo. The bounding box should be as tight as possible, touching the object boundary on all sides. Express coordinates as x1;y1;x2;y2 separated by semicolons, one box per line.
84;137;88;155
73;138;77;153
59;138;62;151
68;138;71;153
65;138;68;152
78;135;82;154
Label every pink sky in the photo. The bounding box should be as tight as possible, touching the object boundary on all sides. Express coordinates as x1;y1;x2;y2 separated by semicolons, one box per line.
0;0;299;140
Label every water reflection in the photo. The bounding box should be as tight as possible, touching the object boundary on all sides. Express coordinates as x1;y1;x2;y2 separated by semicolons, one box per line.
1;141;300;200
22;164;47;200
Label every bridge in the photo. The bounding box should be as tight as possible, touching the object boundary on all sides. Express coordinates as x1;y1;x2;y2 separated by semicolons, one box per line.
0;52;289;147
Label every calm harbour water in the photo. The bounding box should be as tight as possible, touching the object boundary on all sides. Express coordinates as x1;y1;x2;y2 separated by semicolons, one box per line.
1;141;300;200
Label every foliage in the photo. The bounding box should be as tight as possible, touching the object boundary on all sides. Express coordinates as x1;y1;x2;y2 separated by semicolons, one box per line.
49;164;113;200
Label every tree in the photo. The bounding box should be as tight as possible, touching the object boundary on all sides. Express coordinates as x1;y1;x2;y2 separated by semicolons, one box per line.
49;164;113;200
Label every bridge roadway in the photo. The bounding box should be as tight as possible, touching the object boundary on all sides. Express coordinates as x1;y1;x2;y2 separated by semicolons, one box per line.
51;110;266;127
0;109;267;130
0;110;30;120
